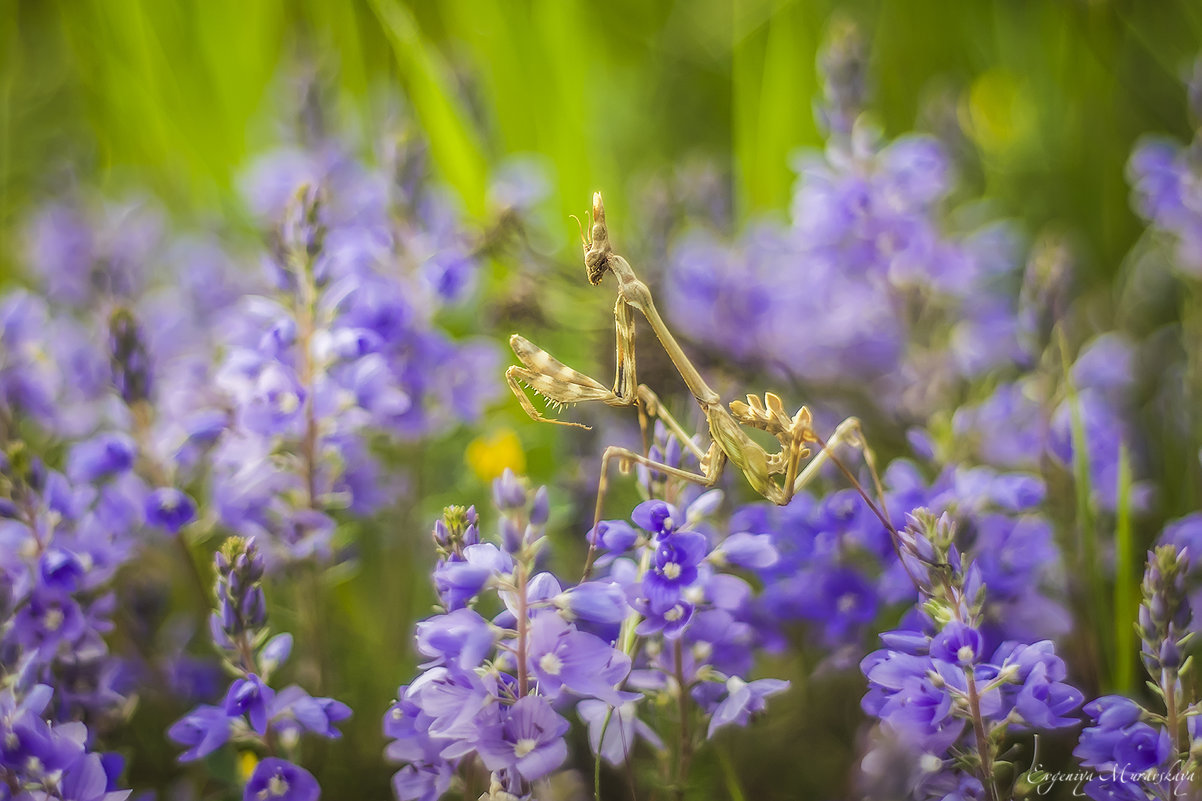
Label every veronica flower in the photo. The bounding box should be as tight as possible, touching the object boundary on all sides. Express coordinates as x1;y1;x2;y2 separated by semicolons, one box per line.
1128;59;1202;278
707;677;791;737
526;613;633;705
475;695;570;782
206;159;499;567
861;510;1082;800
244;758;320;801
1074;545;1196;800
577;698;665;766
169;538;349;799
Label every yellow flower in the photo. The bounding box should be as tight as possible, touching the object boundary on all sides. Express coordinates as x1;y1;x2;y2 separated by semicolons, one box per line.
238;751;259;783
466;429;526;482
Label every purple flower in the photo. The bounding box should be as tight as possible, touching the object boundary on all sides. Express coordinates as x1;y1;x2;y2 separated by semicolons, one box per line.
577;699;664;766
270;686;352;740
554;581;629;624
144;488;196;533
415;608;495;672
526;613;632;705
242;362;305;436
167;705;232;762
38;547;85;593
59;752;132;801
631;500;681;539
929;622;986;666
66;434;136;484
476;695;570;782
224;674;275;735
392;762;455;801
14;590;87;661
635;596;694;639
706;677;790;737
710;532;779;570
1012;662;1082;730
1115;723;1171;774
244;758;320;801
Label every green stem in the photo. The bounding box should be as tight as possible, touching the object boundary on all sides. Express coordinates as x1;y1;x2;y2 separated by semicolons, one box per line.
716;746;746;801
516;561;529;697
1057;329;1109;683
965;670;999;801
1114;443;1136;692
673;639;692;801
595;706;613;801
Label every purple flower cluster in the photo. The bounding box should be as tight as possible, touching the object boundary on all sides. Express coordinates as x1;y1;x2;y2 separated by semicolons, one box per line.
211;141;498;566
9;191;245;466
1074;545;1198;800
860;510;1082;800
0;443;138;721
1128;58;1202;278
5;131;500;575
386;464;790;800
589;488;790;739
730;450;1067;664
0;684;130;801
0;445;134;799
385;475;633;800
948;331;1150;515
662;29;1027;416
169;537;349;800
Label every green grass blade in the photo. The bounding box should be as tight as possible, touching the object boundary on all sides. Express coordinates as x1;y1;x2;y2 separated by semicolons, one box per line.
367;0;487;217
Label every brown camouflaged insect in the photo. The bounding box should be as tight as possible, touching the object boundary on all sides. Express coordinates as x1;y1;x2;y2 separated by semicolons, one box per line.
507;193;890;573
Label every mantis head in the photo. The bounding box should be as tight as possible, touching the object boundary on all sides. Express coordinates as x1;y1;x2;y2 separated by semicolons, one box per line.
581;191;612;286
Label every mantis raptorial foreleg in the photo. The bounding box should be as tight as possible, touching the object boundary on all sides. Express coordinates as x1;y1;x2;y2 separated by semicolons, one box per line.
506;292;707;466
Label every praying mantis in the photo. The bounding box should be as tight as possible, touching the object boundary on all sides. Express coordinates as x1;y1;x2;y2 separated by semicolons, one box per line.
507;193;893;572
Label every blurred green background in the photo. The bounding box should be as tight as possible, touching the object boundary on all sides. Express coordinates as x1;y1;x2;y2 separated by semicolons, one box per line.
4;1;1202;798
4;0;1202;277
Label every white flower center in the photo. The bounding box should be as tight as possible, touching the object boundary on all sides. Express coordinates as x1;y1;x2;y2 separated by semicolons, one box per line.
24;756;43;776
43;608;64;632
837;594;857;613
276;392;300;415
514;738;538;758
263;774;290;798
664;604;684;622
662;562;681;580
539;652;563;675
919;753;943;774
957;644;975;664
661;517;674;531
